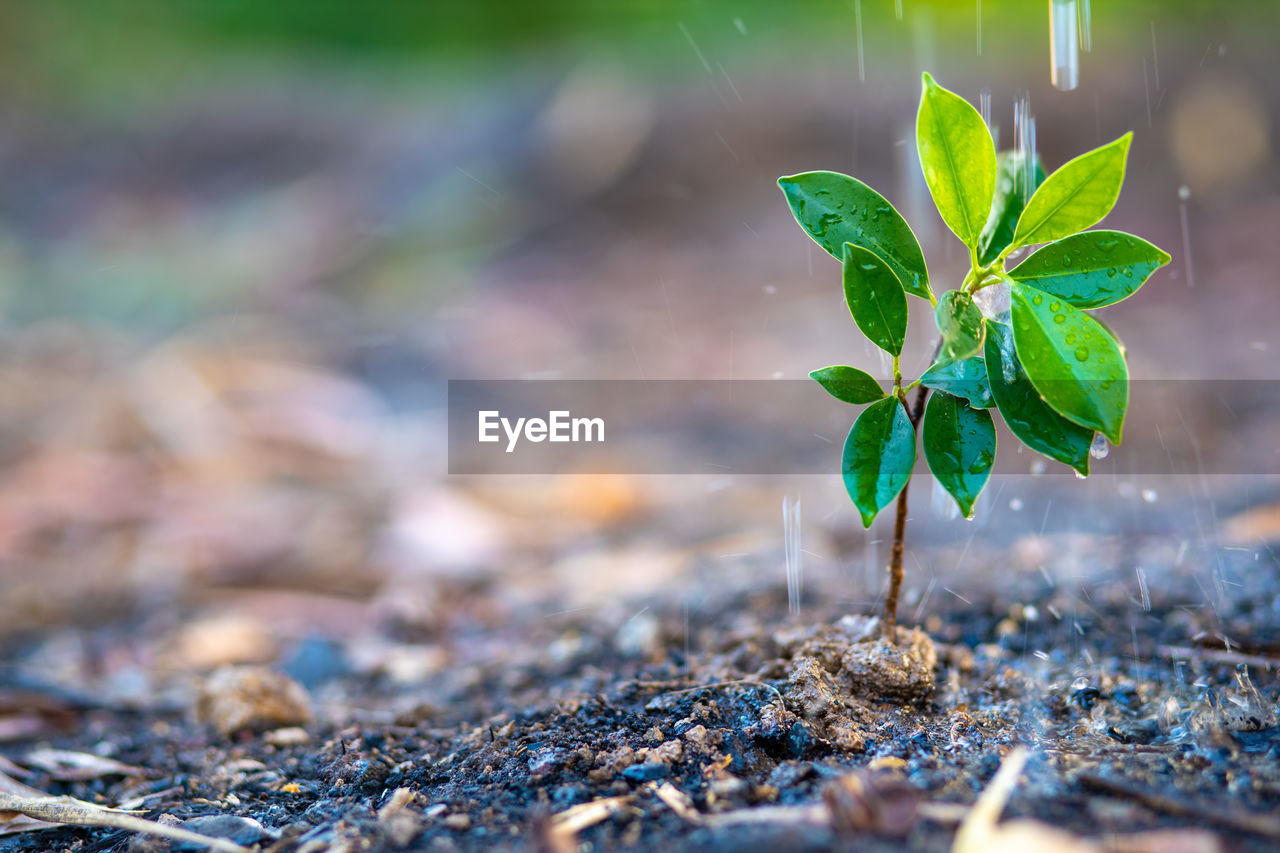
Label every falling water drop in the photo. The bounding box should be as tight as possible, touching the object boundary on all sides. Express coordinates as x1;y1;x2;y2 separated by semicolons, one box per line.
980;88;992;130
1142;488;1159;503
783;496;802;616
1178;185;1196;289
976;0;983;56
1078;0;1092;52
1050;0;1079;91
1030;459;1046;476
854;0;866;83
1014;92;1037;196
1009;497;1024;511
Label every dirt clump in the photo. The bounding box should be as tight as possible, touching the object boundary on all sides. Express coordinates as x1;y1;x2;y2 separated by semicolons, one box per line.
779;615;937;704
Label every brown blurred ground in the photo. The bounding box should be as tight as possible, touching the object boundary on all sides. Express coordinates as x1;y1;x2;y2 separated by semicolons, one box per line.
0;3;1277;701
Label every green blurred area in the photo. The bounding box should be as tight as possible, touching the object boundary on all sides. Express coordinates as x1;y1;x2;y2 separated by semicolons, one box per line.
0;1;1272;340
2;1;1267;100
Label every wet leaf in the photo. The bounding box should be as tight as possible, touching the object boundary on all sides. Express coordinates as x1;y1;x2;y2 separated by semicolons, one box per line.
809;366;887;405
919;356;995;409
984;321;1093;475
777;171;932;300
978;150;1046;265
22;749;142;781
935;290;985;362
923;392;995;518
1008;230;1171;308
843;243;908;357
916;73;996;249
1012;133;1132;248
1009;282;1129;444
842;396;915;528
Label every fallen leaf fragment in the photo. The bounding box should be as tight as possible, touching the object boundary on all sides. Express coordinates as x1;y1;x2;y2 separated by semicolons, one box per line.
23;748;144;781
953;748;1225;853
648;781;701;823
0;770;251;852
823;769;919;837
953;747;1097;853
550;794;636;835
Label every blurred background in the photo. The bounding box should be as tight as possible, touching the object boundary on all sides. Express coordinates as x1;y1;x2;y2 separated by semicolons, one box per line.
1;1;1278;714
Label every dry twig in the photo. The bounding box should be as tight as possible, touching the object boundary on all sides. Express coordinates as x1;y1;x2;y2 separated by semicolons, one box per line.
0;770;251;853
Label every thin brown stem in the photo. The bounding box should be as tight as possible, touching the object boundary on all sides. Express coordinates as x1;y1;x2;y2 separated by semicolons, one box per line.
882;356;934;641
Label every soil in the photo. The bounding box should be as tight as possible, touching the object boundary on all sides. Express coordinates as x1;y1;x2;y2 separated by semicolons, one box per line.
2;533;1278;853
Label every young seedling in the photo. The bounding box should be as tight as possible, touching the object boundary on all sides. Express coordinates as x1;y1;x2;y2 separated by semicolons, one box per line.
780;73;1169;639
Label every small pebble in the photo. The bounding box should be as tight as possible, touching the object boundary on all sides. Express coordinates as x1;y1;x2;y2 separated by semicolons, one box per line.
173;815;269;849
195;666;312;737
265;726;313;747
621;762;670;782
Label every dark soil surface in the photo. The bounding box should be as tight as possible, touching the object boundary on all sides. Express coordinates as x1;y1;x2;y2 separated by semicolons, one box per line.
2;528;1278;852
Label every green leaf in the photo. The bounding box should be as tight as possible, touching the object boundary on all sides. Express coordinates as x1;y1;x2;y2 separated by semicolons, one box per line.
843;243;908;356
984;321;1093;475
810;366;887;404
1008;281;1129;444
923;391;995;518
978;150;1046;265
778;171;932;300
1012;133;1132;248
935;290;985;362
1008;230;1171;309
919;356;995;409
842;396;916;528
916;73;997;248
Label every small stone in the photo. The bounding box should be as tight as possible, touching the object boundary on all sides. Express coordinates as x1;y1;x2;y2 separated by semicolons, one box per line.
643;726;664;743
173;815;269;849
648;740;683;764
621;762;670;782
527;747;567;775
265;726;313;747
441;814;471;831
683;724;721;754
195;666;312;737
868;756;908;771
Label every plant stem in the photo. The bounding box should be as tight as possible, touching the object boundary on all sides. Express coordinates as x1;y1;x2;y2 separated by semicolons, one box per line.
882;337;940;641
882;381;929;640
